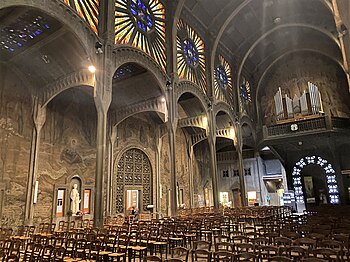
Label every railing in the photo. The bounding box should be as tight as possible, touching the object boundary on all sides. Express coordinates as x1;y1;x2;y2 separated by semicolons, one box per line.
217;150;255;162
332;117;350;129
264;116;350;138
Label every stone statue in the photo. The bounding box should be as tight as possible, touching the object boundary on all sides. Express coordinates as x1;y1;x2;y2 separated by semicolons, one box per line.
70;184;81;215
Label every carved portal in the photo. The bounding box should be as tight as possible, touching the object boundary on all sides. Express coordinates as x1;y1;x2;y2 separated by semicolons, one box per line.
115;148;152;213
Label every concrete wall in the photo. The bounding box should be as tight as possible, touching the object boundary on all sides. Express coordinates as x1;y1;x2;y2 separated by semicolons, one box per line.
217;156;287;207
0;65;32;228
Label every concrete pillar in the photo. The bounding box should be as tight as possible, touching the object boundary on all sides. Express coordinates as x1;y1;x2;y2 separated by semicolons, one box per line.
188;145;194;208
166;82;177;216
24;101;46;225
94;108;108;227
155;128;163;215
93;49;112;228
207;108;219;209
106;125;117;216
235;124;248;206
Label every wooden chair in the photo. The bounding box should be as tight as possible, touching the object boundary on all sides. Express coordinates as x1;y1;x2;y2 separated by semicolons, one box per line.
286;245;307;260
269;256;293;262
213;250;235;262
312;247;340;262
214;242;234;252
193;240;211;251
191;249;212;262
53;246;66;262
146;255;162;262
300;258;328;262
165;259;183;262
258;245;279;261
40;245;55;262
236;252;258;261
171;246;189;262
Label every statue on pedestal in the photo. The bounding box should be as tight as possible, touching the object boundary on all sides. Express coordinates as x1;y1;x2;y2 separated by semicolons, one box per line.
70;184;81;215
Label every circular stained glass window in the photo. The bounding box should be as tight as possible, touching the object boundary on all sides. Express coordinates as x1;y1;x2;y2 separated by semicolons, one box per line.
130;0;154;32
182;38;198;67
215;66;228;89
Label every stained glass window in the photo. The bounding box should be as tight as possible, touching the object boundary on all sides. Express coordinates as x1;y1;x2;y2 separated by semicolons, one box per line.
240;78;251;103
214;55;232;103
61;0;99;34
0;13;51;53
177;20;206;93
115;0;166;70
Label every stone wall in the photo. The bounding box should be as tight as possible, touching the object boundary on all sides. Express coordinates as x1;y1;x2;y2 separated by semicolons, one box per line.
36;88;97;225
192;141;211;207
260;53;350;125
0;65;32;228
0;65;97;227
217;156;287;207
113;115;191;217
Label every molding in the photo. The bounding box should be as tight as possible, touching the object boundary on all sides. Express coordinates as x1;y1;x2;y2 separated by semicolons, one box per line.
113;97;166;127
112;46;168;94
214;101;235;123
41;69;95;106
176;80;209;110
178;115;207;129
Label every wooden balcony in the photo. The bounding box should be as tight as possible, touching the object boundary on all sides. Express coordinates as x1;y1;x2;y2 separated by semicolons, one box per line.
262;116;350;139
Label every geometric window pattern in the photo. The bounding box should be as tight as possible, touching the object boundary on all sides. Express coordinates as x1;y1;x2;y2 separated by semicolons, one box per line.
115;148;152;213
240;77;252;103
115;0;166;70
62;0;100;34
292;156;339;204
177;19;206;93
214;55;232;104
0;13;51;53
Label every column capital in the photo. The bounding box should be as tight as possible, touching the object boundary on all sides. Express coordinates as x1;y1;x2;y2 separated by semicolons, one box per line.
94;51;113;114
33;105;47;132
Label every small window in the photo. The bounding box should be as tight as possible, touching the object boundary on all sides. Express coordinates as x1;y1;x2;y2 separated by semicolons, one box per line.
244;168;251;176
83;189;91;214
233;170;239;177
223;170;229;178
56;189;65;217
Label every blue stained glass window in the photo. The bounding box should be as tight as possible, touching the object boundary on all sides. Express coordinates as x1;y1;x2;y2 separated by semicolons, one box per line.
216;66;228;89
183;39;198;67
129;0;154;32
0;13;51;53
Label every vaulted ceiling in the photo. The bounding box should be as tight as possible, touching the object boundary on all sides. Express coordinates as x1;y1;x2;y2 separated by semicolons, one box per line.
182;0;341;86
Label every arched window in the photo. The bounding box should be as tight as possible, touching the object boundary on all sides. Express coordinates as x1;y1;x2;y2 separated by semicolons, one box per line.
177;20;206;93
115;0;166;70
62;0;99;34
214;55;232;104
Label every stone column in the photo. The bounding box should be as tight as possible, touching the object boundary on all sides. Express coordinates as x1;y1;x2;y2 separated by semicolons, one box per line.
24;101;46;225
106;125;117;216
155;128;162;215
188;145;194;208
207;108;219;209
166;82;177;216
235;123;247;206
93;50;112;228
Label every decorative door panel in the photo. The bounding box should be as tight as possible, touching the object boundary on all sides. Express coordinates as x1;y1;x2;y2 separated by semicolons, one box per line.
115;149;152;213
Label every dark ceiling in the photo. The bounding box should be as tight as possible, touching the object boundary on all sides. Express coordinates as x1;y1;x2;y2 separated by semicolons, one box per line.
0;7;88;91
183;0;340;84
